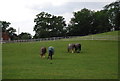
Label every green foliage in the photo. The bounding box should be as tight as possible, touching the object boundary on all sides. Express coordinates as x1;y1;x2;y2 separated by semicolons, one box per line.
0;21;17;40
92;10;111;33
67;8;113;36
67;1;120;36
68;8;94;36
18;32;32;39
34;12;66;38
0;21;11;32
2;31;118;79
7;27;17;40
104;1;120;30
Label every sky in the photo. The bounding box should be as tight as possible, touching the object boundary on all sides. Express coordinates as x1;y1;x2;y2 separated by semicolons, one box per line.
0;0;117;36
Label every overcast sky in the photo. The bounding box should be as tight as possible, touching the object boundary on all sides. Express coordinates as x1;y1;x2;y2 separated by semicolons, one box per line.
0;0;116;36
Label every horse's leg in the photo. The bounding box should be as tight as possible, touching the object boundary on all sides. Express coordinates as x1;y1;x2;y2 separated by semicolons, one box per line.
51;54;52;60
43;53;45;58
40;54;42;58
42;54;43;58
72;49;74;53
47;54;50;59
40;54;41;58
68;47;70;53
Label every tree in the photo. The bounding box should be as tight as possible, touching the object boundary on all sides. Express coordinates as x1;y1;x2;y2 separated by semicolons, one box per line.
67;8;94;36
92;10;111;34
0;21;10;32
7;27;17;40
18;32;32;40
104;1;120;30
0;21;18;40
33;12;66;38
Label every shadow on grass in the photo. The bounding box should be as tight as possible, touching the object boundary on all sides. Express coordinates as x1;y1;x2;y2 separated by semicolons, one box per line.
64;51;86;54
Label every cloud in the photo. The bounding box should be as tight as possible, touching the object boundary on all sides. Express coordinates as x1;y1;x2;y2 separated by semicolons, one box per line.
30;2;109;24
30;2;109;15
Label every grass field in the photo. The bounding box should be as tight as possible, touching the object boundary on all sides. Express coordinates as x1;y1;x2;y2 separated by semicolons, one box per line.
2;31;119;79
62;31;119;41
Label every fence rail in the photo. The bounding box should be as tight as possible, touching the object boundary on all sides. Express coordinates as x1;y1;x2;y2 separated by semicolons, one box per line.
1;37;69;43
1;35;119;43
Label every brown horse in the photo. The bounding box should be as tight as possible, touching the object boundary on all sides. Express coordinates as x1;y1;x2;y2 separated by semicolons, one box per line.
40;47;47;58
68;43;81;53
68;44;75;53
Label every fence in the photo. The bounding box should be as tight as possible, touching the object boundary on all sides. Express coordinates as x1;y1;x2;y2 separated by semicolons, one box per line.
1;35;119;43
65;35;119;41
1;37;69;43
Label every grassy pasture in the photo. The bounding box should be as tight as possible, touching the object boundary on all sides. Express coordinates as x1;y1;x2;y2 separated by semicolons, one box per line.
2;31;118;79
62;31;119;41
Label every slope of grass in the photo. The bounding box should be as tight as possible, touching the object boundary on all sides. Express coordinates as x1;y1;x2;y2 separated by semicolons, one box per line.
62;31;119;41
96;31;119;36
2;39;118;79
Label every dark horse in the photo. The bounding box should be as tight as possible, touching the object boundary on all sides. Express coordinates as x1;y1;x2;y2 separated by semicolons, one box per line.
40;47;47;58
68;43;81;53
48;46;54;60
74;43;81;53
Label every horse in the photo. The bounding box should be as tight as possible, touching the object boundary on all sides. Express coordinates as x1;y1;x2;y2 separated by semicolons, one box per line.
68;44;75;53
74;43;81;53
68;43;81;53
48;46;54;60
40;47;47;58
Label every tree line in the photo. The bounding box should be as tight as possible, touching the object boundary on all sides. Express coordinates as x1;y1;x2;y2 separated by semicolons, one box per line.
34;1;120;38
0;21;32;40
1;1;120;40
